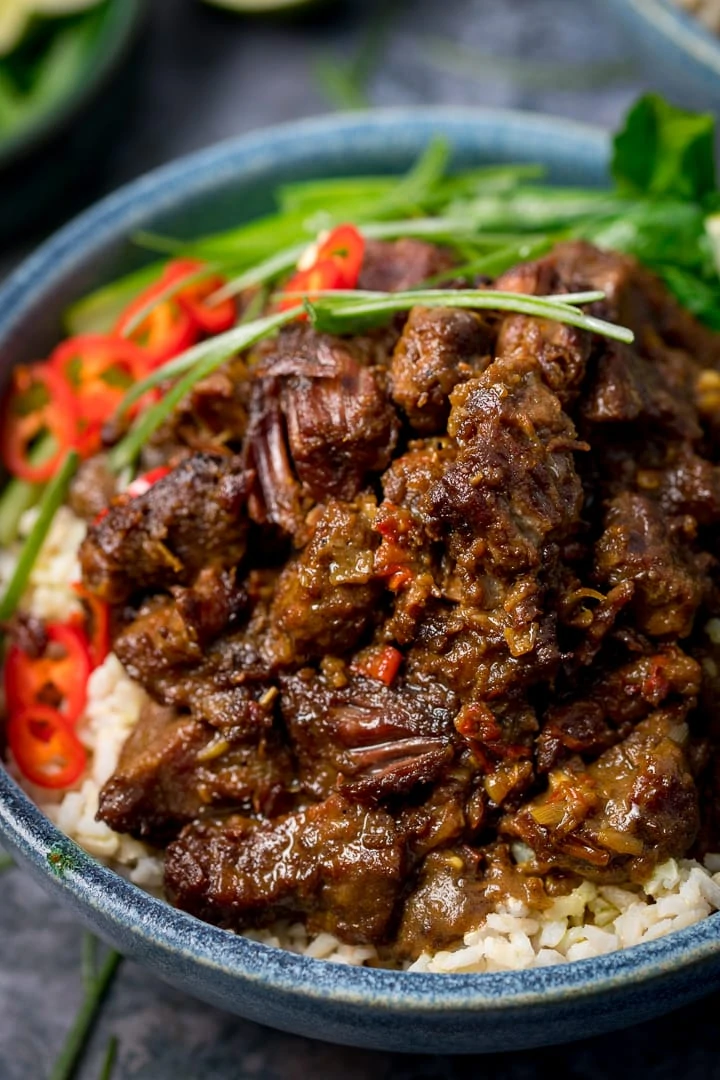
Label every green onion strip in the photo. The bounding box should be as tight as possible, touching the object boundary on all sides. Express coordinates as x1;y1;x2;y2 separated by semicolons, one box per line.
110;306;303;472
49;946;123;1080
0;450;79;624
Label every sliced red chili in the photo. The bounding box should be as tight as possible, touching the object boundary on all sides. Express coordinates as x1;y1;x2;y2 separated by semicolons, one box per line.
164;259;237;335
278;259;347;312
0;362;77;483
115;266;199;369
353;645;403;687
316;224;365;288
4;621;92;725
8;705;86;790
72;582;111;669
50;334;149;457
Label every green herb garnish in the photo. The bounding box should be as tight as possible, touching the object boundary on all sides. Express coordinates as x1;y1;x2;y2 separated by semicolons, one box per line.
50;942;123;1080
97;1035;118;1080
0;450;78;623
304;288;631;340
109;307;303;472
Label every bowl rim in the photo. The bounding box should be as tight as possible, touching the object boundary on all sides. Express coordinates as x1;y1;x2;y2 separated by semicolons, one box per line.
1;103;719;1014
0;0;144;171
622;0;720;74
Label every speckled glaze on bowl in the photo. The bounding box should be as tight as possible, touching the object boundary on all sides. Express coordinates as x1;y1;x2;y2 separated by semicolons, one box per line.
605;0;720;112
0;108;719;1054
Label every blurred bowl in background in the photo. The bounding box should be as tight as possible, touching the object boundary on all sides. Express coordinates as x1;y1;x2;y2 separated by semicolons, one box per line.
0;0;144;241
604;0;720;113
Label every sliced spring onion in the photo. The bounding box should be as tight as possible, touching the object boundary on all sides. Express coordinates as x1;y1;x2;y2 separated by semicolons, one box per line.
98;1035;118;1080
0;432;57;547
276;164;546;216
0;450;78;624
416;236;555;287
211;219;537;304
209;243;307;305
49;945;123;1080
81;932;98;994
305;288;633;342
109;307;303;472
0;474;44;548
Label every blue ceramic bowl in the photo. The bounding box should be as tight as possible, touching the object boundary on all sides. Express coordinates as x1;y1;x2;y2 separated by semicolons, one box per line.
1;108;719;1054
605;0;720;112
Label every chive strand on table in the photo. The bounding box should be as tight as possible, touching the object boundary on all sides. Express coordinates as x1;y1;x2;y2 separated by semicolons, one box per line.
49;943;123;1080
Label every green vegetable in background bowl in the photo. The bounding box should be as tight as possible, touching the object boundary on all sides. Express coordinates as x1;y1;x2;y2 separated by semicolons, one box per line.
0;0;110;141
0;0;141;238
0;0;104;57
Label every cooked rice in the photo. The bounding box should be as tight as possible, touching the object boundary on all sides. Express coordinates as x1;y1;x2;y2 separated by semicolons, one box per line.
674;0;720;33
3;506;720;970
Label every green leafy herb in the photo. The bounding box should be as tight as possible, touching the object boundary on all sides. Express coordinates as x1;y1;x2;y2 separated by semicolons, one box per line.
0;450;78;623
0;851;14;874
612;94;717;203
50;943;123;1080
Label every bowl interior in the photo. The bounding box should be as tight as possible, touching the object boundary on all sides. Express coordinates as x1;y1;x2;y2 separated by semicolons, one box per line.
1;106;719;1051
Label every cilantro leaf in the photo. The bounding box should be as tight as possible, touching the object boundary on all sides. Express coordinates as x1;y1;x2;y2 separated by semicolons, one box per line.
611;93;717;203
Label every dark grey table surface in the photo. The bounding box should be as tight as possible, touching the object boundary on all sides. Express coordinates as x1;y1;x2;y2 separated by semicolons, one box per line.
3;1;720;1077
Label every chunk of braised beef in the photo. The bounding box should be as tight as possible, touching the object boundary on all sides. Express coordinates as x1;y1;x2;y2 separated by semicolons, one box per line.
396;848;490;958
536;644;701;771
280;669;458;802
536;240;720;367
97;701;293;844
164;794;408;943
68;455;119;522
429;356;585;574
396;844;548;960
243;377;305;537
595;491;706;638
144;359;251;467
503;710;699;881
358;238;455;293
495;314;590;404
79;454;250;603
264;499;384;665
581;343;701;441
112;568;247;695
390;306;494;433
261;324;399;501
